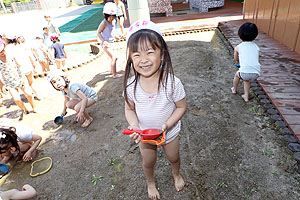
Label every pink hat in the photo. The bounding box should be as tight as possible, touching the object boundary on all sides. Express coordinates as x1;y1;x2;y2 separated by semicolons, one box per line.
0;39;4;52
126;20;162;42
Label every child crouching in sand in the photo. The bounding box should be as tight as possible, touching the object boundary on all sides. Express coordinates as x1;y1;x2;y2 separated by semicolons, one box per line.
0;121;42;164
47;70;98;127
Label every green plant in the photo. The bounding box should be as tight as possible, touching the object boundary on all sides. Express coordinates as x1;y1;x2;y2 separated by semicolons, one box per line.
91;174;103;185
111;185;115;190
107;158;118;166
248;105;257;112
264;151;273;158
216;182;228;190
271;171;280;175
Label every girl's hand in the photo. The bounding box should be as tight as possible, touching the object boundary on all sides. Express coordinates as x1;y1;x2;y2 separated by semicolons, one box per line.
128;125;141;144
161;124;168;133
103;41;109;48
76;112;85;123
23;151;33;162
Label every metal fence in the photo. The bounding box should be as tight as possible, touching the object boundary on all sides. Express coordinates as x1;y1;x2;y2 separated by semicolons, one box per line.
244;0;300;54
11;0;38;13
10;0;70;13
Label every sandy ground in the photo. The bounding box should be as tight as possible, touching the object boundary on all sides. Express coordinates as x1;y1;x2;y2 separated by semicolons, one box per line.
1;30;300;200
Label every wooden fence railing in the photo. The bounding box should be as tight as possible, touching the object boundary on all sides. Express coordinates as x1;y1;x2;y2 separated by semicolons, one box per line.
243;0;300;54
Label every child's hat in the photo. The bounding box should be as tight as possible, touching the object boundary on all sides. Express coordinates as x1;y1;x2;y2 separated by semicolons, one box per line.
47;69;66;83
126;20;162;42
50;35;59;41
4;33;16;40
0;38;4;52
103;2;117;15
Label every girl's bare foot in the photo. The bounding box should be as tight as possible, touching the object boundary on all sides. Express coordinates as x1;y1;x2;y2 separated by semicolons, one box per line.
231;87;237;94
81;117;93;128
173;174;185;191
241;94;249;103
147;183;160;200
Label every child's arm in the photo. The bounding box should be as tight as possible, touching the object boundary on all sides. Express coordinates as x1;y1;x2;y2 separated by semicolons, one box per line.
62;96;69;116
22;134;42;162
75;90;89;123
125;100;141;143
162;98;187;132
234;46;239;63
97;21;109;47
1;184;37;200
121;2;127;20
63;48;67;59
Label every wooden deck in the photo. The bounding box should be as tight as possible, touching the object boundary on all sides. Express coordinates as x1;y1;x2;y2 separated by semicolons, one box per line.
219;20;300;142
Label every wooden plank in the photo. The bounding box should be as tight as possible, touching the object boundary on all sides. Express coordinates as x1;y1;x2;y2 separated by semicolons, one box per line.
277;107;300;115
267;93;300;99
282;0;300;50
262;87;300;93
270;99;300;108
290;125;300;137
282;115;300;125
273;0;290;42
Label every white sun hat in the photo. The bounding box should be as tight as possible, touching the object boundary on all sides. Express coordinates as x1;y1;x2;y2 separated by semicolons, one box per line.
47;69;66;83
103;2;117;15
126;19;162;42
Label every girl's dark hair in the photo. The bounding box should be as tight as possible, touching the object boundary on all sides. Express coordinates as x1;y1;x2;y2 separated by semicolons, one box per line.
6;38;17;44
50;76;70;91
104;13;116;20
238;22;258;41
0;127;20;155
51;38;60;43
123;29;174;107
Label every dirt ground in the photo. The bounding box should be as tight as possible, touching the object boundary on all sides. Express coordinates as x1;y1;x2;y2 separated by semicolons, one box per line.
1;30;300;200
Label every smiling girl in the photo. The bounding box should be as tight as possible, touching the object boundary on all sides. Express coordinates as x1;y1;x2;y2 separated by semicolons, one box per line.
123;20;186;200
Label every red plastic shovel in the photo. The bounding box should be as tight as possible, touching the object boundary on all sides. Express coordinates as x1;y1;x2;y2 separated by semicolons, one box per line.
122;129;166;146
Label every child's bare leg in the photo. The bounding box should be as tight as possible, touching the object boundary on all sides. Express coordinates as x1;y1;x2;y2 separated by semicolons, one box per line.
103;47;118;77
0;151;12;164
55;60;61;69
139;143;160;200
118;17;125;35
20;84;36;113
163;136;185;191
26;73;41;100
232;71;240;94
41;61;50;71
9;88;29;113
66;99;80;110
73;99;96;127
62;59;66;68
242;80;250;102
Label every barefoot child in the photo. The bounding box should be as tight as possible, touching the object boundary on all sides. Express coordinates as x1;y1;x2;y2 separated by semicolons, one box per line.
47;70;98;128
50;35;67;70
0;184;37;200
231;22;260;102
0;122;42;164
123;20;186;200
114;0;127;38
97;2;122;78
0;36;36;114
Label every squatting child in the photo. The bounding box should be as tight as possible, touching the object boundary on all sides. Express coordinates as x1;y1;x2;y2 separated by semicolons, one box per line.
47;70;98;128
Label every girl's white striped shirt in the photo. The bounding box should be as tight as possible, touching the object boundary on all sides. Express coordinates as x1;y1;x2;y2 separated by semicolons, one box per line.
126;75;186;142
